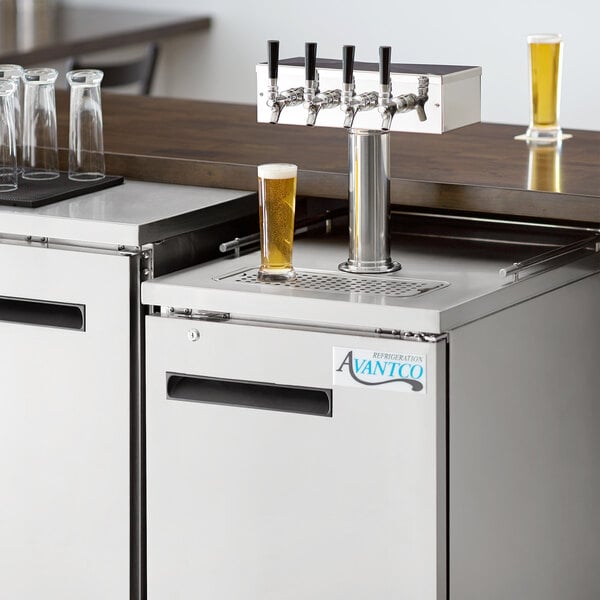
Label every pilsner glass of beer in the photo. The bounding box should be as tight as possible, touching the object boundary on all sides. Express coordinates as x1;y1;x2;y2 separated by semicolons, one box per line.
257;163;297;282
526;33;563;142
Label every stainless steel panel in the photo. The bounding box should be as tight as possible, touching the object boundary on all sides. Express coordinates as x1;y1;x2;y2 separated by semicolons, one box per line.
0;242;132;599
449;274;600;600
0;180;255;246
142;233;600;334
146;315;447;600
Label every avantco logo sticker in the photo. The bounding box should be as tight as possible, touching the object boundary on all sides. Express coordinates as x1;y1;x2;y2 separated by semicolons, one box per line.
333;347;426;393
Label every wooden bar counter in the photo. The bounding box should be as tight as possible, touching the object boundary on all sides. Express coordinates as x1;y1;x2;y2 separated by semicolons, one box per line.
0;5;211;66
56;93;600;224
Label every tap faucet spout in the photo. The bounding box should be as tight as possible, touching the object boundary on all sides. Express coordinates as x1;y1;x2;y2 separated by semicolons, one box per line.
267;85;304;124
307;102;320;126
393;75;429;123
415;76;429;121
341;81;361;129
342;88;358;129
342;107;356;129
269;101;282;124
307;89;342;126
380;105;396;131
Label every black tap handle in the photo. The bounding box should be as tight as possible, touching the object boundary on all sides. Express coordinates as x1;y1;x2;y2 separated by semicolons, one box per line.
305;42;317;81
268;40;279;80
379;46;391;85
342;45;355;85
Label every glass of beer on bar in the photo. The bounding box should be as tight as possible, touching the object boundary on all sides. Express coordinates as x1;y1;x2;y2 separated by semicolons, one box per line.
257;163;297;282
526;33;563;143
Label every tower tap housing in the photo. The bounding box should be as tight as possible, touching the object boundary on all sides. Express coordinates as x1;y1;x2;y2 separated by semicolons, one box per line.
258;58;481;133
257;42;482;274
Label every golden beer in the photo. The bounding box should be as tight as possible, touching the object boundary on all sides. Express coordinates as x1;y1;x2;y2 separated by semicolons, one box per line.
527;34;563;141
257;163;297;281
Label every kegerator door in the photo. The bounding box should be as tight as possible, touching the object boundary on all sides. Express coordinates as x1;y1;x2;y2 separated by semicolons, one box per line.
146;315;447;600
0;242;133;600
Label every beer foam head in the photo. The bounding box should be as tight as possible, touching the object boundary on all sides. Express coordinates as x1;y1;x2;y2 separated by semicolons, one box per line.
257;163;297;179
528;33;562;44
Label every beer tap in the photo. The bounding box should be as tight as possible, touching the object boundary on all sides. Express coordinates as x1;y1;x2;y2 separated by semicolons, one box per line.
303;42;342;127
341;45;357;128
340;45;379;129
394;75;429;124
378;46;396;131
378;45;430;131
266;40;303;124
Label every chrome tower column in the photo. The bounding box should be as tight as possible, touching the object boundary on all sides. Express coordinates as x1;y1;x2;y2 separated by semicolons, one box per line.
339;128;400;273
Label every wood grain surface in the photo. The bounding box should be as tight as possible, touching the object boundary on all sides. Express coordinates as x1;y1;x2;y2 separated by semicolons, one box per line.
0;6;211;66
56;92;600;224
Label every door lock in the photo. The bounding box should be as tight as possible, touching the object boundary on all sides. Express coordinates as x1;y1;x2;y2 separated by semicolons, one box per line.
187;329;200;342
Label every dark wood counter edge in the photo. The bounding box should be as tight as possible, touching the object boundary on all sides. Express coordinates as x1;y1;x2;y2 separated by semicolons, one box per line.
54;93;600;225
394;181;600;225
101;153;348;201
94;152;600;225
2;16;212;66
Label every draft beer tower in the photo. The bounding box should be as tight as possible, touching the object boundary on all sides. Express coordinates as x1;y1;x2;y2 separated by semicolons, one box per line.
257;41;482;273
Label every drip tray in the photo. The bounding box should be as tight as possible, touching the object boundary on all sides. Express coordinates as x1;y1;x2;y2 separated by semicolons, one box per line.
216;268;448;298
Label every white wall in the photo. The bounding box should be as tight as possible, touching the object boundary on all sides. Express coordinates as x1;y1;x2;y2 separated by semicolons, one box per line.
68;0;600;131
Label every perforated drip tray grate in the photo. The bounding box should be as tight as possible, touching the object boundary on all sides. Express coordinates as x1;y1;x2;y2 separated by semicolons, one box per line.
217;268;448;298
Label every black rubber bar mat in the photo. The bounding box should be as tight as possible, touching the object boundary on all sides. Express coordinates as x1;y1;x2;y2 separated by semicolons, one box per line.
0;173;124;208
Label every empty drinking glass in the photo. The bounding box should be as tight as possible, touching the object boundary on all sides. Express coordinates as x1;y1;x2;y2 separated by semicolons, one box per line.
0;79;18;192
67;69;105;181
0;65;24;170
22;67;59;180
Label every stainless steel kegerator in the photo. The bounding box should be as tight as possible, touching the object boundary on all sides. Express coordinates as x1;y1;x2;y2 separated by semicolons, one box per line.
143;218;600;600
0;181;256;600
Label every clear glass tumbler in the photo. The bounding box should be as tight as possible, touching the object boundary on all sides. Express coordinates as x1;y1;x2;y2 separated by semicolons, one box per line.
0;65;24;171
22;67;59;180
67;69;105;181
0;79;18;192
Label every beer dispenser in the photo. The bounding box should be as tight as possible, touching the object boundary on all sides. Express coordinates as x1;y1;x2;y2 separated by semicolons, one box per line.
257;41;482;273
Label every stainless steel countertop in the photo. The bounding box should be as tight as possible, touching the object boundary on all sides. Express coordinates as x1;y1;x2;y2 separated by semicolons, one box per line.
142;232;600;333
0;181;256;247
